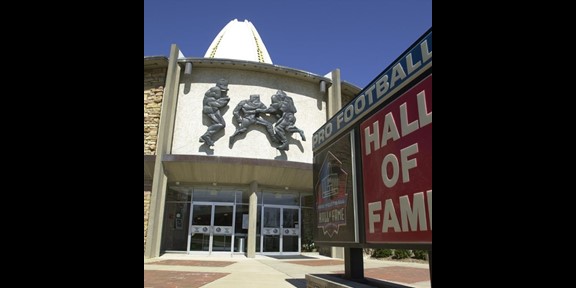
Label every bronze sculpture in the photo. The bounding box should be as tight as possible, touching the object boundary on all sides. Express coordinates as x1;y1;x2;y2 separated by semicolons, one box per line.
229;94;275;145
200;79;231;146
260;90;306;150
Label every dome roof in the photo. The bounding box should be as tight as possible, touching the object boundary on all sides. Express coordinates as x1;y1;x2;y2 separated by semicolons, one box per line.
204;19;273;64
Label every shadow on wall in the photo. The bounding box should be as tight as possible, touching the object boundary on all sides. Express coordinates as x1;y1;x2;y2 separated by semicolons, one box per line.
273;138;305;160
274;150;286;161
198;144;215;155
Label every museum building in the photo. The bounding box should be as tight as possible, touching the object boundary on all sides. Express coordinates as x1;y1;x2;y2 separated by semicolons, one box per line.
144;19;361;258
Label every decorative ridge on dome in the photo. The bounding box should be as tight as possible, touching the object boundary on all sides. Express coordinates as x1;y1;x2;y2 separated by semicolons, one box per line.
204;19;273;64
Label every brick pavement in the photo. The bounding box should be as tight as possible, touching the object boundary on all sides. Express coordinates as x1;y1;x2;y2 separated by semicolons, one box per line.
144;254;431;288
144;270;229;288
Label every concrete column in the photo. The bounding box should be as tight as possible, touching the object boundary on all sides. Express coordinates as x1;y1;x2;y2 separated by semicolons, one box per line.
144;44;182;259
327;68;342;118
247;181;259;258
332;246;344;259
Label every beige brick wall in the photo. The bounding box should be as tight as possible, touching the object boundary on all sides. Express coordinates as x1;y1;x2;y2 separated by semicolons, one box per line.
144;68;166;155
144;190;151;253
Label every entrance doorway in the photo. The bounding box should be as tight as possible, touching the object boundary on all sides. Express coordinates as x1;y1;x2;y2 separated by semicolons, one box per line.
189;202;235;254
261;205;300;254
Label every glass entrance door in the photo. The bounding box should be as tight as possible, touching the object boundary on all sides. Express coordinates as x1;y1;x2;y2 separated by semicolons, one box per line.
189;202;235;254
282;207;299;253
190;204;211;252
212;205;234;252
261;205;300;254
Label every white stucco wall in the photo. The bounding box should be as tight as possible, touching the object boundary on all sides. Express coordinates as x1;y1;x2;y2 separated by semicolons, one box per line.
172;66;327;163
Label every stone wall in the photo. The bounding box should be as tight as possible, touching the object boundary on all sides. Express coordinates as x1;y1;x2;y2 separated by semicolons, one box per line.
144;68;166;155
144;190;151;253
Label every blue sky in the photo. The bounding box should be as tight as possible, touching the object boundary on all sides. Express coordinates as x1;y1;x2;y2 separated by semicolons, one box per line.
144;0;432;88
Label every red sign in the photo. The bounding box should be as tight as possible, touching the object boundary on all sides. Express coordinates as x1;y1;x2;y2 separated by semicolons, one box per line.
361;75;432;244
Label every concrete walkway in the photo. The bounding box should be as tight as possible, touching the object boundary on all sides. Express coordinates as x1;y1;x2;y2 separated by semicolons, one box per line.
144;253;431;288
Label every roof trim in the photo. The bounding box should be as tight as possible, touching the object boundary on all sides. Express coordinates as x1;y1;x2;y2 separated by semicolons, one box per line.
161;154;313;191
177;57;333;85
162;154;311;170
144;56;169;68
